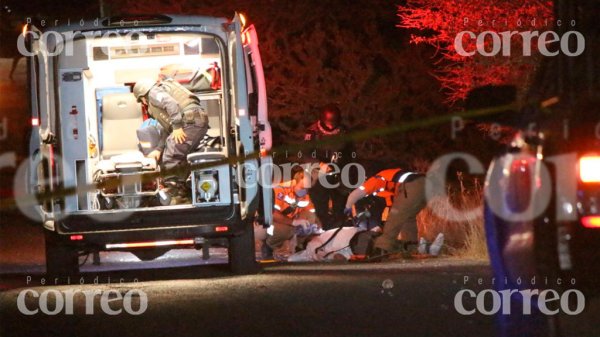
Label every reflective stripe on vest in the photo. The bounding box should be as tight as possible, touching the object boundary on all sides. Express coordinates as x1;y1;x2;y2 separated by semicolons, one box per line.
398;172;416;183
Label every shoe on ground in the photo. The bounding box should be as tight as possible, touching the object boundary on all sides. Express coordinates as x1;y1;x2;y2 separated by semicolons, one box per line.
417;237;428;255
429;233;444;256
261;242;273;260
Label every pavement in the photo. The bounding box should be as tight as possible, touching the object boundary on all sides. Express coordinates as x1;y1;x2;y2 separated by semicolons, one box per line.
0;218;599;337
0;254;497;337
3;214;501;337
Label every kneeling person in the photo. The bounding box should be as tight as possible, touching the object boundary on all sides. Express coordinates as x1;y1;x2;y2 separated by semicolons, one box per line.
345;168;427;257
267;168;319;260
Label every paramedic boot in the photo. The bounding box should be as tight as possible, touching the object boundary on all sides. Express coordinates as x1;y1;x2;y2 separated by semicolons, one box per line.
261;243;273;260
367;247;392;262
368;238;404;262
401;241;419;259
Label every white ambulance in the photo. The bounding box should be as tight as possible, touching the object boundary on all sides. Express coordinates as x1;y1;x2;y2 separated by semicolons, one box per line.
23;14;273;275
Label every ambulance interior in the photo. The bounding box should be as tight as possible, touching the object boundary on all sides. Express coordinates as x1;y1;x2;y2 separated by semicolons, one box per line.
59;32;227;210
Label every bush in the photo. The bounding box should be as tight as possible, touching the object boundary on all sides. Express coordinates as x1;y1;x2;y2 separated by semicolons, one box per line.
417;172;487;259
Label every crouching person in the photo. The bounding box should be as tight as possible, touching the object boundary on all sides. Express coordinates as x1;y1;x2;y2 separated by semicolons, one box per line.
374;172;427;256
133;78;209;203
133;78;209;170
266;167;319;261
345;169;429;259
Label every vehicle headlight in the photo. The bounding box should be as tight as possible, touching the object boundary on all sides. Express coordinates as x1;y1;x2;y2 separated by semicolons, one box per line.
579;155;600;183
197;173;218;201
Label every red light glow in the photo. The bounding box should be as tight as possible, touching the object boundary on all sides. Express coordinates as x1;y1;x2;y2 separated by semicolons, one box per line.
581;216;600;229
579;156;600;183
105;239;194;249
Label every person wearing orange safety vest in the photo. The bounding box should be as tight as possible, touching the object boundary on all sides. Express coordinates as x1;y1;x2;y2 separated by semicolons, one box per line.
345;168;403;221
345;168;427;257
266;169;319;260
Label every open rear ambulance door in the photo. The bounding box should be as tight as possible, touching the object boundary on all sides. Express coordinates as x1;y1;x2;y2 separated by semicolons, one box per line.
242;23;273;227
228;13;260;221
20;24;57;226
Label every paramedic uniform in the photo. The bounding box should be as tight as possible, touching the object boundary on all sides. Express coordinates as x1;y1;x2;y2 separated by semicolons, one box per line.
346;168;402;220
345;169;427;252
266;181;317;251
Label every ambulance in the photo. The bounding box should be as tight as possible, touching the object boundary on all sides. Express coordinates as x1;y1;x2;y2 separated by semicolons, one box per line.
22;14;273;275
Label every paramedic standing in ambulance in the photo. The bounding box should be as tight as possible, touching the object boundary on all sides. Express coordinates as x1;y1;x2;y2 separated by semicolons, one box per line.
133;78;208;169
344;168;427;257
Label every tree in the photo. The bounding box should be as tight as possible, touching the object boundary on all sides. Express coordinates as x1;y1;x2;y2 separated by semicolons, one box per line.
398;0;554;104
107;0;449;167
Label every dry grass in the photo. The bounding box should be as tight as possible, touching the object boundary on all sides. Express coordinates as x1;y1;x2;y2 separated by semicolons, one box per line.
417;173;488;259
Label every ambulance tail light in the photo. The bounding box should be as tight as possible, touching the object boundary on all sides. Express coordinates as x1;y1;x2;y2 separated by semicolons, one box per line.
31;117;39;126
579;155;600;183
581;216;600;229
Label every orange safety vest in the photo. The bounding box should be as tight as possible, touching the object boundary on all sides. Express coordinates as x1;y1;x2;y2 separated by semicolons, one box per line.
359;168;403;207
273;181;315;218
